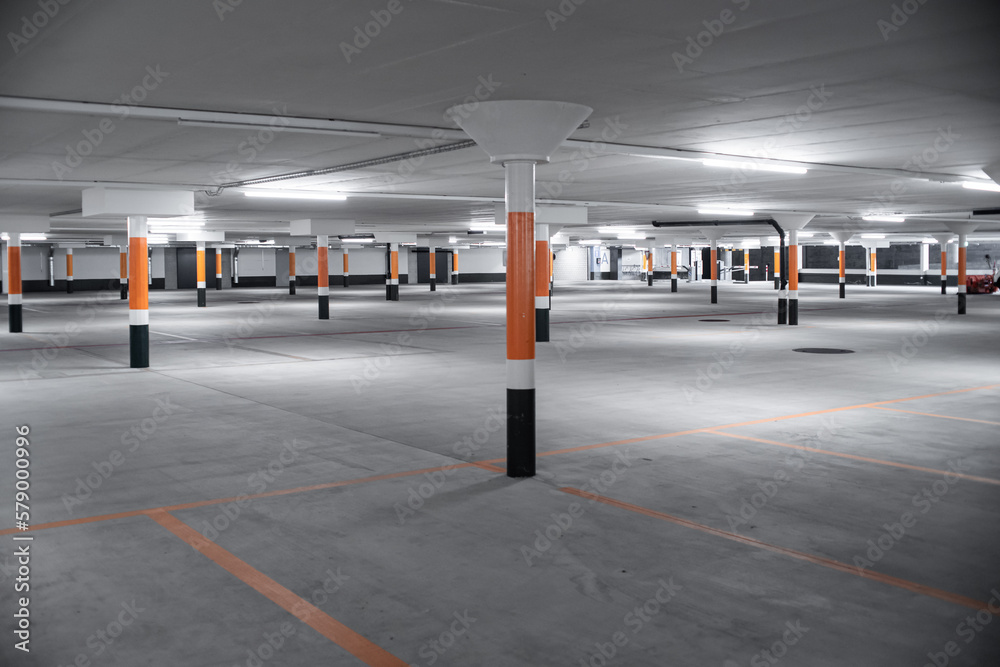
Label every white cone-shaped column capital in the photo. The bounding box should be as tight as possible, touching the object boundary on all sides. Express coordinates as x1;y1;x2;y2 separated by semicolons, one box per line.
771;213;815;230
446;100;592;165
699;228;727;243
931;232;955;245
944;221;979;236
829;230;855;244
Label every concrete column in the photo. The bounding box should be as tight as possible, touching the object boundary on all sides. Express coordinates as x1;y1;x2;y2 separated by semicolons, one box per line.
788;229;800;325
773;246;781;290
830;231;854;299
387;242;399;301
646;250;654;286
869;246;877;287
288;246;296;294
120;246;128;299
128;217;149;368
742;246;749;284
317;235;329;319
700;229;726;304
920;242;929;277
65;247;74;293
931;233;954;295
342;246;349;287
670;242;678;292
957;233;968;314
196;241;206;307
7;234;22;332
429;246;436;292
451;248;459;285
535;223;550;342
724;247;733;283
215;247;223;290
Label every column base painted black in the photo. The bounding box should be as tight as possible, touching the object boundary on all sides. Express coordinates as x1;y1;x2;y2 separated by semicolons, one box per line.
671;278;677;292
289;280;296;295
452;275;459;285
390;285;399;301
197;288;206;307
647;274;653;287
507;387;536;478
9;304;23;333
129;324;149;368
710;285;718;304
216;279;222;291
120;284;128;300
535;308;549;343
941;279;947;295
839;283;845;299
789;299;798;325
774;277;780;290
385;284;392;301
958;293;966;315
319;295;330;320
66;281;73;294
343;276;349;288
777;298;787;325
430;278;436;292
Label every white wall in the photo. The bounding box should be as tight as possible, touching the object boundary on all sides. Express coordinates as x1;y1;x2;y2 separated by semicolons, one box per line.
554;246;588;282
236;248;276;277
459;247;505;274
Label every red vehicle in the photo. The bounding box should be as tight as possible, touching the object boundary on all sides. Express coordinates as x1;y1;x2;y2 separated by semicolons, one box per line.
967;254;999;294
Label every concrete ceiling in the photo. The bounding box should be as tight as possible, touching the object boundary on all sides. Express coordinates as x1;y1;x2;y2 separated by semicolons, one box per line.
1;0;999;245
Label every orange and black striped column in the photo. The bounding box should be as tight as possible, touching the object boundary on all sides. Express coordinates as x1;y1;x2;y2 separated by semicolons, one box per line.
128;216;149;367
196;241;207;307
119;245;128;299
7;234;22;332
429;246;437;291
773;246;781;290
743;247;750;284
451;248;459;285
869;247;877;287
670;243;678;292
710;240;719;303
506;161;536;477
957;233;967;314
215;247;223;290
288;246;296;295
788;229;800;325
535;223;549;342
646;250;654;287
342;246;349;288
65;247;74;293
387;242;399;301
317;235;329;319
838;240;846;298
940;243;948;295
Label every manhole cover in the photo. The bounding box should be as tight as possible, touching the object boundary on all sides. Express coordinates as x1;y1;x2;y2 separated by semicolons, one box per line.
237;301;260;304
793;348;855;354
699;319;730;322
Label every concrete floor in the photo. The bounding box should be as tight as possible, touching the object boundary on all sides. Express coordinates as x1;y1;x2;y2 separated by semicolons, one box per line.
1;280;998;666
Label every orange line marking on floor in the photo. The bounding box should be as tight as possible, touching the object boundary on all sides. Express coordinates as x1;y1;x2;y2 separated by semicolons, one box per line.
868;405;1000;426
707;431;1000;486
559;488;996;614
147;510;408;666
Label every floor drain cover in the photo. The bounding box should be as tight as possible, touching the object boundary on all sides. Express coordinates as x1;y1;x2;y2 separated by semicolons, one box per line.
793;348;855;354
699;319;730;322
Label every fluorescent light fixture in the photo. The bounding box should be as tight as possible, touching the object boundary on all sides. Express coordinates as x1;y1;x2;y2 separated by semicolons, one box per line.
341;238;373;243
861;215;905;222
243;190;348;201
448;236;457;243
617;232;646;239
823;240;839;245
0;233;8;240
21;233;47;241
597;226;643;234
147;235;170;244
178;119;381;139
470;223;504;230
698;208;754;216
797;232;814;238
922;238;936;244
702;159;807;175
962;181;1000;193
861;234;885;239
578;239;603;245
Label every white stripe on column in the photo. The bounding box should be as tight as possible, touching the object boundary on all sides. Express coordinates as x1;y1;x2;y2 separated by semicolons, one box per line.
506;359;535;390
535;296;548;309
9;294;22;305
129;310;149;325
318;286;329;296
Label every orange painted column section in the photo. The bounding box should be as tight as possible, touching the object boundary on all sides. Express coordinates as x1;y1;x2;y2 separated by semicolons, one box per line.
128;216;149;368
65;249;74;293
196;243;206;307
7;237;23;332
941;248;948;294
535;230;549;342
317;236;330;319
957;237;967;314
119;246;128;299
